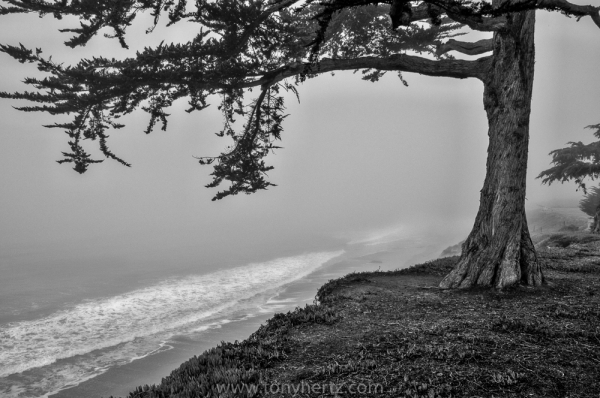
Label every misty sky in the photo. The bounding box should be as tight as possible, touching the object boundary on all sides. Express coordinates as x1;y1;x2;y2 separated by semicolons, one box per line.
0;7;599;278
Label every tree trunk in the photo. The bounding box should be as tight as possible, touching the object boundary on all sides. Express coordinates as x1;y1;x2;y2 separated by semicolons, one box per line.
593;204;600;233
440;6;544;289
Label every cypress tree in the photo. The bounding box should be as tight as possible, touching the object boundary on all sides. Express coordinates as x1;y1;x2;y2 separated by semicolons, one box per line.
1;0;599;288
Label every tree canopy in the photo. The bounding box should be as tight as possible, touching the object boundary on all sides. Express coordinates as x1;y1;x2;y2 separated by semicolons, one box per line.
1;0;599;200
539;124;600;193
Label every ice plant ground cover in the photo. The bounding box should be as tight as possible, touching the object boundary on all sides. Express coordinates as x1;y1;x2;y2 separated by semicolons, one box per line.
123;234;600;398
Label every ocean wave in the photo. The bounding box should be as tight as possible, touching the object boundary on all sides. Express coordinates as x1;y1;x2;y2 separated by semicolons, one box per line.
0;250;342;382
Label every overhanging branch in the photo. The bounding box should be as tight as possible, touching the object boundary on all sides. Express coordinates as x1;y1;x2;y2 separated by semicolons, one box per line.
535;0;600;28
395;2;508;31
425;0;599;31
57;53;490;94
436;38;493;56
248;54;490;88
445;10;507;31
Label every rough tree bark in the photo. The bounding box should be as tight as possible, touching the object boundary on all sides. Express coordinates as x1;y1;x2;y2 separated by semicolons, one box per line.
440;4;544;289
592;203;600;233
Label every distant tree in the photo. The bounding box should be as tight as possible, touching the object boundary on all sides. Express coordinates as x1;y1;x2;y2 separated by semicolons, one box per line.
1;0;599;289
539;124;600;232
577;185;600;233
579;186;600;218
539;124;600;191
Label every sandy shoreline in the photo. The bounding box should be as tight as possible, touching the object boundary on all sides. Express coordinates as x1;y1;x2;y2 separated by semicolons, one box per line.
49;239;445;398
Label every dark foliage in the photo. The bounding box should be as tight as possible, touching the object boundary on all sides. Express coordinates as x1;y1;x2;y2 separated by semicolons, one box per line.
539;124;600;192
2;0;597;199
0;0;460;199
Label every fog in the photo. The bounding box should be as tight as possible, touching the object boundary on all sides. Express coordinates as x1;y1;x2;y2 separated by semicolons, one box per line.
0;9;599;278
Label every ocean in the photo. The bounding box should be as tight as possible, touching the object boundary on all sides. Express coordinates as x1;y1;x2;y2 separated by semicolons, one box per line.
0;224;455;398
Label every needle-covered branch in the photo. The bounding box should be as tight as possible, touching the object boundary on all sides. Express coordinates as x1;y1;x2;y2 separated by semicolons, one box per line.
0;0;162;48
0;1;468;199
538;125;600;192
196;83;286;200
1;0;599;200
535;0;600;29
432;0;600;30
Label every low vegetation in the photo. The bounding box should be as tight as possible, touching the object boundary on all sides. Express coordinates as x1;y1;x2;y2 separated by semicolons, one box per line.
537;232;600;248
120;304;338;398
118;241;600;398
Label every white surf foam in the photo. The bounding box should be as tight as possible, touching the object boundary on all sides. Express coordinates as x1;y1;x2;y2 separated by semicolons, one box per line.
0;250;342;397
